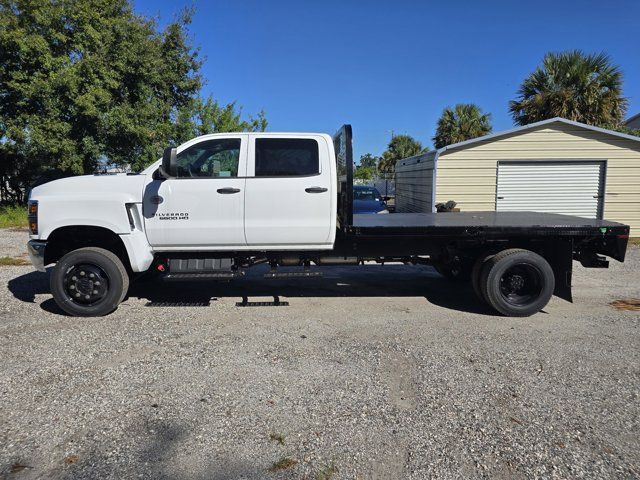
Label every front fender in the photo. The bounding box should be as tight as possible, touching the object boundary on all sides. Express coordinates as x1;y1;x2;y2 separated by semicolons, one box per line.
29;174;147;239
36;196;135;238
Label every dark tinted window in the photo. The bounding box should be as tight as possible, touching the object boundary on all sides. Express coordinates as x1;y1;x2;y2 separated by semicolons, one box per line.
175;139;241;178
255;138;319;176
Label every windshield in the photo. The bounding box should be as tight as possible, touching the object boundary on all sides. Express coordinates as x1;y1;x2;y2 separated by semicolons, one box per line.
354;188;382;201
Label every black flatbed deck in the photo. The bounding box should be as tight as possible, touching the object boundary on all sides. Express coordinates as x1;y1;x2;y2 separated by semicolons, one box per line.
351;212;629;237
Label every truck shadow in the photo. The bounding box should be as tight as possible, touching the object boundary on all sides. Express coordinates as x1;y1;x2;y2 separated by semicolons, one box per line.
6;265;495;316
129;264;494;315
3;416;260;479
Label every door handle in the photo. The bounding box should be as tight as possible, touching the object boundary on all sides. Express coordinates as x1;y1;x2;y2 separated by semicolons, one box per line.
217;187;241;194
305;187;328;193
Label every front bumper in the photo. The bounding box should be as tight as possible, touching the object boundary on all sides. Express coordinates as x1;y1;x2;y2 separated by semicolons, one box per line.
27;240;47;272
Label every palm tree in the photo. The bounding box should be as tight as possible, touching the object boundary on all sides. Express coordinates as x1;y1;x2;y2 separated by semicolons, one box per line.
378;134;426;173
433;104;492;149
509;50;627;127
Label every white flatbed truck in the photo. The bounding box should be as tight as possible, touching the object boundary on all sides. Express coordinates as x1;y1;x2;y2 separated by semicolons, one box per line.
27;125;630;317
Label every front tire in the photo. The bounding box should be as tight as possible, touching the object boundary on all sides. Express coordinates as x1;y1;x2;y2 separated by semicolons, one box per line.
50;247;129;317
480;248;554;317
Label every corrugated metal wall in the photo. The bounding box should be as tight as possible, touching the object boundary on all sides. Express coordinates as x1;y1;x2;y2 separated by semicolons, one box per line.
496;161;605;218
394;153;435;213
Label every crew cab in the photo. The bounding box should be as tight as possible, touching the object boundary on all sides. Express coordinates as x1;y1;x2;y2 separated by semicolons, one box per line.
27;125;630;317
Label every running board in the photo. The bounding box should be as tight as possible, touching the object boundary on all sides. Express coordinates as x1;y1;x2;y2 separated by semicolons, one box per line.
236;296;289;307
162;272;244;280
146;300;212;307
263;271;323;279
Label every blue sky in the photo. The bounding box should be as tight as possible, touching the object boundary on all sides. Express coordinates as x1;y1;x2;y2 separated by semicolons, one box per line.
133;0;640;159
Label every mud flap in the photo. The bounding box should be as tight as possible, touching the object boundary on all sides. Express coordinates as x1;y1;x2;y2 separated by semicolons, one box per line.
545;238;573;303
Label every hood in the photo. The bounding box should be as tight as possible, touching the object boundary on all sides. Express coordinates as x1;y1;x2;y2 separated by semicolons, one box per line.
30;173;147;202
29;173;150;238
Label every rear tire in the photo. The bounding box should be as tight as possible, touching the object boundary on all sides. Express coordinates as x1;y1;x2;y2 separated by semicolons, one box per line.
471;253;494;302
50;247;129;317
479;248;554;317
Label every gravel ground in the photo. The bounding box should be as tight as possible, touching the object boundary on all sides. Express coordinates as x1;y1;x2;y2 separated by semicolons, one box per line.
0;228;28;260
0;228;638;479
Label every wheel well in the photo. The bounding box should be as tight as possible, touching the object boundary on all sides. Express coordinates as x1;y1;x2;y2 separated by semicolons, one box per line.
455;239;573;302
45;226;132;272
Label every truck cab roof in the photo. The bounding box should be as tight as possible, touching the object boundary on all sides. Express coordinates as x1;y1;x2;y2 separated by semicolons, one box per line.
142;131;332;175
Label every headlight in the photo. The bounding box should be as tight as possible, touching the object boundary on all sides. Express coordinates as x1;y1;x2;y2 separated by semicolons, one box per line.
27;200;38;234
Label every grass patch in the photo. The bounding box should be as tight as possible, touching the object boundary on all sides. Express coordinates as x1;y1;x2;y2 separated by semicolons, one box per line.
628;237;640;246
610;299;640;311
0;205;27;229
316;462;338;480
269;457;297;472
269;433;285;445
0;256;30;266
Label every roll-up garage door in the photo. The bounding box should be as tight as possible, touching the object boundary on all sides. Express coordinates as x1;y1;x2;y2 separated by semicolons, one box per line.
496;161;605;219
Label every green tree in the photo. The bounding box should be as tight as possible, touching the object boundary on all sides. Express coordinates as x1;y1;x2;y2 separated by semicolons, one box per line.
379;135;426;174
359;153;380;170
170;97;267;162
354;165;375;182
0;0;265;201
617;126;640;138
433;104;492;149
509;50;627;127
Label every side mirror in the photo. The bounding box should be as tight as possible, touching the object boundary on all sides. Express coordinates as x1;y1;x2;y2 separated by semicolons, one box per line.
158;147;177;179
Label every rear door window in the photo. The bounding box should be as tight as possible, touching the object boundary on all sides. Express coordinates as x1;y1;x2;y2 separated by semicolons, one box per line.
255;138;319;176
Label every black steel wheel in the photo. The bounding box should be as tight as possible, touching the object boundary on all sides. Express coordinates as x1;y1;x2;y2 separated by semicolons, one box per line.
498;263;544;306
63;263;110;305
480;248;554;317
51;247;129;317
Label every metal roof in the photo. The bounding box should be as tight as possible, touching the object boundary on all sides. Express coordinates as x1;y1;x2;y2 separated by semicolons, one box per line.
436;117;640;155
625;113;640;126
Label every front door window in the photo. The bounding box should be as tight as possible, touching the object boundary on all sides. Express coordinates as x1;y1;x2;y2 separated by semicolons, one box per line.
175;139;241;178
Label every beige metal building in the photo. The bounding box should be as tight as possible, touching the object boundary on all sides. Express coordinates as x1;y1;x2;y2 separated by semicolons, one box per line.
395;117;640;233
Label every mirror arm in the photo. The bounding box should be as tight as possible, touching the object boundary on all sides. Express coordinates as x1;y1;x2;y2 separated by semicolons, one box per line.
157;165;173;179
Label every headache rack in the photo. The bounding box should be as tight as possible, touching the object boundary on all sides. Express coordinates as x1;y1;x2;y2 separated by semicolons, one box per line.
333;124;354;232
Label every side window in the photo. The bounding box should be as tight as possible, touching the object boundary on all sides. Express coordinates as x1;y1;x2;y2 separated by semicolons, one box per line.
255;138;319;176
175;139;241;178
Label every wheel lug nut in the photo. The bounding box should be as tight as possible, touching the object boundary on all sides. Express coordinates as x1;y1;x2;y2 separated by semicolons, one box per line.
85;295;90;300
75;293;81;298
69;285;75;290
80;271;85;276
93;290;98;294
95;281;100;286
72;276;77;281
89;273;95;278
